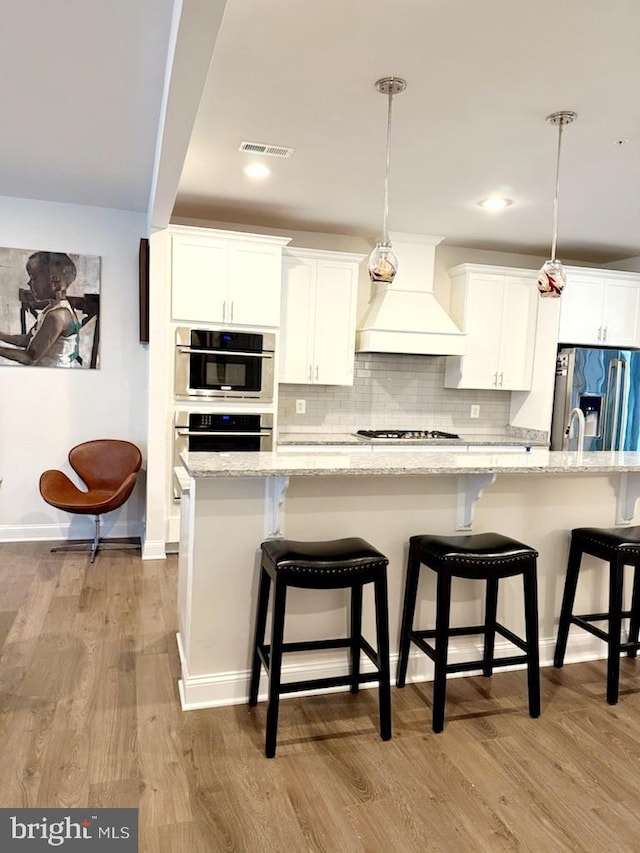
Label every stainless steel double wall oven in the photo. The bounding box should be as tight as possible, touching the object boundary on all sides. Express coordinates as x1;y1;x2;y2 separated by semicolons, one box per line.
174;327;275;496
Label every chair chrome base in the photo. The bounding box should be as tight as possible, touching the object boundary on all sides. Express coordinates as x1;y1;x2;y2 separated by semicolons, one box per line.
50;516;141;563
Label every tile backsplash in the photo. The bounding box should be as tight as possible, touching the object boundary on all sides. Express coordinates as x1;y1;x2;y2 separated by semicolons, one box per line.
279;352;517;437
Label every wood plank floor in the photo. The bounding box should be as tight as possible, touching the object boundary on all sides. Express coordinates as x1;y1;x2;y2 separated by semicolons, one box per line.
1;542;640;851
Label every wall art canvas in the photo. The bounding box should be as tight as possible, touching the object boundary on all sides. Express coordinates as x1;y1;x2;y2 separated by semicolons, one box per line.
0;246;101;369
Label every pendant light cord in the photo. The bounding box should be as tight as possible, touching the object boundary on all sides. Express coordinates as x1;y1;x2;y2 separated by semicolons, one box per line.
382;85;394;244
550;119;565;263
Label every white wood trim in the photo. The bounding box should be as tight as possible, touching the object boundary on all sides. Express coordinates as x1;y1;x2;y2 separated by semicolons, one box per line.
169;224;291;246
175;631;607;710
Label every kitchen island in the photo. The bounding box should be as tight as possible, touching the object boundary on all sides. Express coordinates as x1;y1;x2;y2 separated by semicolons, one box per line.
175;448;640;709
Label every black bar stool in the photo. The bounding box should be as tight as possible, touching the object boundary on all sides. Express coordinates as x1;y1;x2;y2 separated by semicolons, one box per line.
249;537;392;757
554;526;640;704
396;532;540;732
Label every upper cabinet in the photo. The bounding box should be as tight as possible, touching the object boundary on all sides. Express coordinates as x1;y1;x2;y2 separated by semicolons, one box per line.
170;227;291;327
279;247;364;385
444;264;538;391
558;268;640;347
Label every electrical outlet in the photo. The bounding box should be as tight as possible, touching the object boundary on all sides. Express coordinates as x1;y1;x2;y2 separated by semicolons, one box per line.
470;404;480;419
295;399;306;414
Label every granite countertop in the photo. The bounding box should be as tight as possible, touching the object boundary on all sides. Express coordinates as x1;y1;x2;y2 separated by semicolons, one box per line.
277;432;548;448
181;448;640;478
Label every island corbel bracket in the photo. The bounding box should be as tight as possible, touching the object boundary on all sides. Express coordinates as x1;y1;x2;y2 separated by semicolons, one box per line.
265;475;290;538
456;473;497;531
616;472;640;525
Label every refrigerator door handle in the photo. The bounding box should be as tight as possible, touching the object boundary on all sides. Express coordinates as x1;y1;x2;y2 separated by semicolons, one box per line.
615;359;627;451
605;359;625;451
602;360;616;450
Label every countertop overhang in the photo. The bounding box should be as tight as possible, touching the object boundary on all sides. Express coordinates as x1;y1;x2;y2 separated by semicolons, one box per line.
181;448;640;478
177;447;640;553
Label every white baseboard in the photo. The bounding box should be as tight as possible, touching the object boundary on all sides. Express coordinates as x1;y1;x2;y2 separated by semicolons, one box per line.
141;538;167;560
0;520;142;543
175;631;612;711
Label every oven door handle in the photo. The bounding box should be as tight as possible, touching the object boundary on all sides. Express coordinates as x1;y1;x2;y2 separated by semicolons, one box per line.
175;429;273;437
176;346;273;358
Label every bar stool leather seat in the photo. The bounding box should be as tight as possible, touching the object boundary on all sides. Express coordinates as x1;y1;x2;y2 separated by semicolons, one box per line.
249;537;392;757
397;532;541;732
554;526;640;704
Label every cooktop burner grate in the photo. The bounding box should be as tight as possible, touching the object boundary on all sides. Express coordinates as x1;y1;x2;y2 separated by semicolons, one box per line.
356;429;461;440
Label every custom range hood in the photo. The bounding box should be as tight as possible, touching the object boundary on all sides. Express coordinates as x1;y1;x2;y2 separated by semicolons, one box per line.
356;232;465;355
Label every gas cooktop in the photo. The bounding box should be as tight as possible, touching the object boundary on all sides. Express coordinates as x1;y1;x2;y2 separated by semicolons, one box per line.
355;429;462;441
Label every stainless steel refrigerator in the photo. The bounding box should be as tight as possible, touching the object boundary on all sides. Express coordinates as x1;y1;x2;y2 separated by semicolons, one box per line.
551;346;640;451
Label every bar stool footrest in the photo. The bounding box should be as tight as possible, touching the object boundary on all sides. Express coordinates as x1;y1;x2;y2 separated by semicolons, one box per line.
258;636;384;684
574;610;634;624
280;670;382;695
571;615;640;651
411;622;529;652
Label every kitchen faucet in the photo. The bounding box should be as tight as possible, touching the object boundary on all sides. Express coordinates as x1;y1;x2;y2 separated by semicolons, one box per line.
566;407;586;451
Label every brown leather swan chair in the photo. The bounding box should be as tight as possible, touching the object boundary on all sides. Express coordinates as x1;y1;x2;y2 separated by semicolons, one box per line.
39;439;142;563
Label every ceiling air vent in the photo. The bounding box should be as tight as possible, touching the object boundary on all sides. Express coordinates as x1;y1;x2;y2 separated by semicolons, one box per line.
239;141;294;158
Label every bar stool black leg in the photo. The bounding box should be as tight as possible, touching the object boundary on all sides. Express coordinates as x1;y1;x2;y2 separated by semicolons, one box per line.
432;570;452;733
483;576;499;677
627;565;640;658
374;572;392;740
607;557;624;705
554;538;583;668
350;583;363;693
523;562;541;718
265;578;287;758
249;565;272;706
396;545;421;688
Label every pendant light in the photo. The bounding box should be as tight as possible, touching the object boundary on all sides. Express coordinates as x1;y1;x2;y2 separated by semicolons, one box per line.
537;110;577;298
368;76;406;284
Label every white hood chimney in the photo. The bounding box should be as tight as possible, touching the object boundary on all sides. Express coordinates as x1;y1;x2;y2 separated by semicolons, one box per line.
356;233;465;355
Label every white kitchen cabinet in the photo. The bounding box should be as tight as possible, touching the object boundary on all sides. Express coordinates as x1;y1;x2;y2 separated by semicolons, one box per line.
558;268;640;347
444;264;538;391
171;227;291;326
279;247;364;385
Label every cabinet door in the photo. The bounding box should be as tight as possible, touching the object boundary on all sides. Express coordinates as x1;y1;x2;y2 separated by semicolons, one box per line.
279;256;315;383
228;242;282;327
312;261;358;385
498;276;538;390
602;280;640;347
558;276;603;345
457;275;503;389
171;235;228;322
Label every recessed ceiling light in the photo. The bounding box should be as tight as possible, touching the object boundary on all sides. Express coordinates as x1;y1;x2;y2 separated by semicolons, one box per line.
478;197;513;211
244;163;271;180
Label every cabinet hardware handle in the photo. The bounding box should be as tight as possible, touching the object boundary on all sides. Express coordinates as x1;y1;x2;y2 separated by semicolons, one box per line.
499;372;504;387
603;326;607;342
315;365;319;381
308;364;313;381
223;300;227;322
597;326;602;341
230;301;234;323
493;372;497;387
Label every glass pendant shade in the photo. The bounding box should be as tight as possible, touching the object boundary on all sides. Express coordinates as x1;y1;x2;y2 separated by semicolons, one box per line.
537;259;567;298
537;110;576;299
368;241;398;283
368;77;406;285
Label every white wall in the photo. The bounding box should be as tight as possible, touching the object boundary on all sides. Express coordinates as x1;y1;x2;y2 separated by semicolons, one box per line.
0;196;148;542
604;255;640;273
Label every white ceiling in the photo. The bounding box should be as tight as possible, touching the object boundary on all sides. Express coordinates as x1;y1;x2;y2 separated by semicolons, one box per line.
174;0;640;264
0;0;175;213
3;1;640;266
